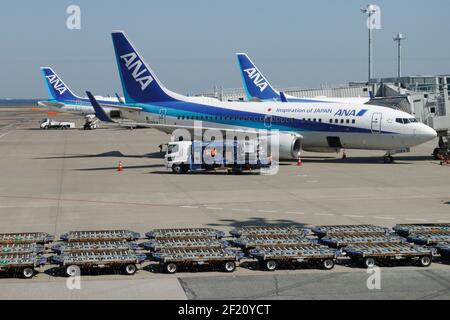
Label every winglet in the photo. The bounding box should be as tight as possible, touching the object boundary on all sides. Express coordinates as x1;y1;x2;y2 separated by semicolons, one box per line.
280;91;289;103
115;93;124;104
86;91;114;123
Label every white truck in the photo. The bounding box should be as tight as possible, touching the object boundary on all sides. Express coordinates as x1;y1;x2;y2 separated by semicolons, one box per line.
165;140;271;174
40;118;75;130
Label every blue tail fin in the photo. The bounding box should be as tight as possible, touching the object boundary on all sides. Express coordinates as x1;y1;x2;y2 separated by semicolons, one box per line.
86;91;114;123
111;31;176;103
236;53;280;101
40;67;79;101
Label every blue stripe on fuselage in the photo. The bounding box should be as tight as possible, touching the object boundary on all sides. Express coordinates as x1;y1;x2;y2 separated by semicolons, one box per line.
136;101;396;135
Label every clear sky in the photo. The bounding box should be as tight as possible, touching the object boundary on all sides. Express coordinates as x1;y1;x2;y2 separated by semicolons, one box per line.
1;0;449;98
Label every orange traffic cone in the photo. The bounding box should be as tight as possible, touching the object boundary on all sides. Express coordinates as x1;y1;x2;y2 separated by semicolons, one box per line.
297;158;303;167
118;161;123;172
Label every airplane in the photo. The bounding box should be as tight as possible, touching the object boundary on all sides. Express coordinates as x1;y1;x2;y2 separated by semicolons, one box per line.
236;53;371;104
37;67;125;117
88;31;437;163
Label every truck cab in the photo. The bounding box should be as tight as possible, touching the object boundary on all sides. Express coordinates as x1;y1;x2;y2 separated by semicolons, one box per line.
165;141;191;174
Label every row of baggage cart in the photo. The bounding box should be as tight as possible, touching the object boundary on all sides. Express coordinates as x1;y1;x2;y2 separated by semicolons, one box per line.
1;223;449;278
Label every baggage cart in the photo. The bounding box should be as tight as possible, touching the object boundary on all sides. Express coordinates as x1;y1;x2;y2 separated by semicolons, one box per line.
0;254;46;278
249;245;338;271
0;243;45;255
343;243;434;268
0;232;54;244
51;241;139;254
230;226;312;238
60;230;140;242
50;251;147;276
393;224;450;237
152;248;244;274
436;244;450;261
311;225;390;238
320;234;404;248
141;238;228;251
406;233;450;246
145;228;225;240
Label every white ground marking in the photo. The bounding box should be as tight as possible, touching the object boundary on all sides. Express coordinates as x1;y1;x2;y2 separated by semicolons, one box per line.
344;214;365;218
286;212;305;215
205;207;224;210
438;220;450;223
232;208;250;212
258;210;277;213
0;132;10;139
405;218;428;222
180;205;199;209
314;213;335;216
373;216;396;220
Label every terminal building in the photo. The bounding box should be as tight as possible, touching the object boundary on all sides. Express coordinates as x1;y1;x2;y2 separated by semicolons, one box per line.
197;75;450;155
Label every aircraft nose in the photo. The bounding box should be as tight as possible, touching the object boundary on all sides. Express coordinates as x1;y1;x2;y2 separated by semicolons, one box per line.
418;124;437;141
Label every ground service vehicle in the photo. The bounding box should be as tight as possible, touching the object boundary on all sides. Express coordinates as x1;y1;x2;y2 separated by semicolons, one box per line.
165;140;271;174
40;118;75;130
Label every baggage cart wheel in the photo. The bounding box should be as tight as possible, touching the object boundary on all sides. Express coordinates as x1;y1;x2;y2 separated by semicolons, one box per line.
66;265;79;277
418;256;432;267
222;261;236;272
22;268;34;279
165;263;178;274
363;257;376;268
264;260;277;271
322;259;335;270
124;264;137;275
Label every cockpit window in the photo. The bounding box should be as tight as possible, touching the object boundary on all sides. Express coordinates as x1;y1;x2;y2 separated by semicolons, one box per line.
403;118;410;124
409;118;418;123
396;118;404;124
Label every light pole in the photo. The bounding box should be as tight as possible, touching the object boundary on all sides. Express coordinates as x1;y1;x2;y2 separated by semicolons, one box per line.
361;4;378;83
393;33;406;85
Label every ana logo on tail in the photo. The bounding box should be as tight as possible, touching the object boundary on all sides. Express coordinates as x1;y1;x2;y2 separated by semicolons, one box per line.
244;68;268;92
120;52;154;91
46;75;67;95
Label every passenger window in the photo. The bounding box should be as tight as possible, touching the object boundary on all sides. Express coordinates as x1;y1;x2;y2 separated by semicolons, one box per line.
319;119;322;123
329;119;333;124
346;119;350;124
340;119;344;124
335;119;339;123
352;119;355;124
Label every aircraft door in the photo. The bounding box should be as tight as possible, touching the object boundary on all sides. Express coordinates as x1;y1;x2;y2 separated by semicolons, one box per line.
159;108;167;124
264;115;272;129
371;112;382;133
